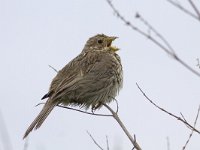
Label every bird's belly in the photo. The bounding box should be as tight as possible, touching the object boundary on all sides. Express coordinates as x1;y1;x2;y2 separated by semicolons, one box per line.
60;79;119;109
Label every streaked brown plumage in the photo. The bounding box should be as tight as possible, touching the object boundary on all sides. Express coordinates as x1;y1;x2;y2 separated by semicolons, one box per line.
23;34;123;139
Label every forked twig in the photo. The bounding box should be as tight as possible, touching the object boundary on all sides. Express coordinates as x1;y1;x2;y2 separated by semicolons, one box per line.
136;83;200;134
167;0;200;21
106;0;200;78
86;131;110;150
103;103;142;150
188;0;200;19
182;105;200;150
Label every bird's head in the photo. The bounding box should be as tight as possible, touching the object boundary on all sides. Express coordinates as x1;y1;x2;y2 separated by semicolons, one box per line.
83;34;119;52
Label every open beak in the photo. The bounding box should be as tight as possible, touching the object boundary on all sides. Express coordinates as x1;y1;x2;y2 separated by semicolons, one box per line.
106;36;119;52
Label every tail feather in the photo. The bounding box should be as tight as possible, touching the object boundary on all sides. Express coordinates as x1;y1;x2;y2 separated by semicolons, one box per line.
23;101;58;139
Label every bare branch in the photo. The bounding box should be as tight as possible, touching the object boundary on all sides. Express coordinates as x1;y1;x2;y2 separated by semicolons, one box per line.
167;0;200;21
105;0;200;78
182;105;200;150
87;131;104;150
36;102;113;117
188;0;200;19
136;83;200;134
103;103;142;150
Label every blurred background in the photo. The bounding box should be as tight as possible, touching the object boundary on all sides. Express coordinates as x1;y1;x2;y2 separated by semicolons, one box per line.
0;0;200;149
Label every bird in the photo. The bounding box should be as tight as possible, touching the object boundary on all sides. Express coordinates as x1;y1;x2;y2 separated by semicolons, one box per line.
23;34;123;139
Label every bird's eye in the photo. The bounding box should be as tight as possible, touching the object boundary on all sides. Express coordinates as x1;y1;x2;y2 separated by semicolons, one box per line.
97;39;103;44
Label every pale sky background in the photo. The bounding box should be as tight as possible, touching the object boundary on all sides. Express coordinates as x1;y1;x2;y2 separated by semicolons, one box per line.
0;0;200;149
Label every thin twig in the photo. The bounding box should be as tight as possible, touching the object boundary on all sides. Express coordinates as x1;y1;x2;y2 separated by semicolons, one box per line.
188;0;200;19
87;131;104;150
48;65;58;72
106;135;109;150
180;113;188;123
108;96;119;114
106;0;200;78
180;113;193;130
103;103;142;150
135;13;176;55
166;137;170;150
196;58;200;68
36;102;113;117
136;83;200;134
113;97;119;114
167;0;199;21
182;105;200;150
176;57;200;78
132;147;135;150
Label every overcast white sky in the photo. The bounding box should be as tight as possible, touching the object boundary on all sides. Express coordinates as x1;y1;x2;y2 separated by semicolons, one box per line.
0;0;200;149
